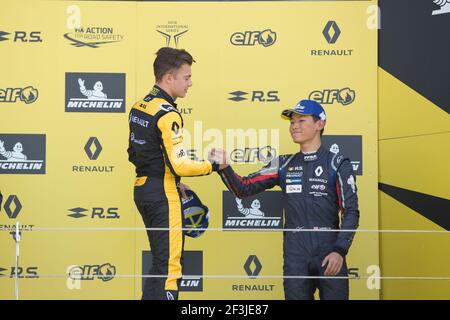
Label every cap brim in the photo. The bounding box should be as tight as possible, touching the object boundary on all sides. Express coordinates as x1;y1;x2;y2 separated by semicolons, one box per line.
281;108;310;120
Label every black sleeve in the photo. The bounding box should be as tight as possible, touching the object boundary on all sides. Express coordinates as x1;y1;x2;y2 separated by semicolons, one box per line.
218;157;280;198
127;133;137;166
333;159;360;256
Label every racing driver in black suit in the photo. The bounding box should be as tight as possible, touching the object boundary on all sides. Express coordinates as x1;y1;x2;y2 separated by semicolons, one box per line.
213;99;360;300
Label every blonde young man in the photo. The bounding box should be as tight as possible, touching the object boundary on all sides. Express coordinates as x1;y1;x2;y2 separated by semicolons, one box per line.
128;47;223;300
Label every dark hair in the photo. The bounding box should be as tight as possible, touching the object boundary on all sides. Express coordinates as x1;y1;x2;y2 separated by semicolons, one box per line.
153;47;195;82
312;115;325;136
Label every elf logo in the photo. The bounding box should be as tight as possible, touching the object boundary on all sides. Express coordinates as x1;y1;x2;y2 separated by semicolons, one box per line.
0;86;39;104
67;263;116;281
230;29;277;47
309;88;356;106
230;146;276;164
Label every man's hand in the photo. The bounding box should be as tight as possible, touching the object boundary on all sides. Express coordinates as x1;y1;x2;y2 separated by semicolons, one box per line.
178;183;190;200
208;148;229;170
321;252;344;276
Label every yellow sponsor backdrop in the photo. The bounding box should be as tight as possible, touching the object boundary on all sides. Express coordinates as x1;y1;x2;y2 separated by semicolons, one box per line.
0;0;378;299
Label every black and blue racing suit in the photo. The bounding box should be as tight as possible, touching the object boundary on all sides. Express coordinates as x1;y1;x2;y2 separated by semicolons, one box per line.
219;145;359;300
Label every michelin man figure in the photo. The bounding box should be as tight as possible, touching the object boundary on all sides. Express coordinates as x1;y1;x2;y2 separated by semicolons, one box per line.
0;140;27;161
78;78;107;100
236;198;265;219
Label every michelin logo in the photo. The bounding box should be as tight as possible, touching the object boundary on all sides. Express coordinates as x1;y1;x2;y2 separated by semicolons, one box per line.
223;192;283;229
0;135;46;174
330;144;340;154
65;73;125;113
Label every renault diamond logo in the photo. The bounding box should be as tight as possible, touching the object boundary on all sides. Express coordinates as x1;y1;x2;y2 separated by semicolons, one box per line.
4;195;22;219
323;21;341;44
171;122;180;135
244;255;262;278
315;166;323;177
84;137;102;160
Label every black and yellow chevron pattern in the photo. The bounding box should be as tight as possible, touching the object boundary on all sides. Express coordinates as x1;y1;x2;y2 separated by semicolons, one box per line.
379;0;450;299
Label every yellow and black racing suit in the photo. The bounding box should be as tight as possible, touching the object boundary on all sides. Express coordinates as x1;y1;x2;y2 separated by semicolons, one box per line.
128;85;218;300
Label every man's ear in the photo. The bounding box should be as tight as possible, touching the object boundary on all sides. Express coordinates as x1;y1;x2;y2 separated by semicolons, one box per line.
317;120;326;131
161;72;173;85
165;72;172;84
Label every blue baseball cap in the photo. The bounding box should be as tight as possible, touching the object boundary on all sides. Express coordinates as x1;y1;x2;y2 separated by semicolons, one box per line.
181;189;210;238
281;99;326;121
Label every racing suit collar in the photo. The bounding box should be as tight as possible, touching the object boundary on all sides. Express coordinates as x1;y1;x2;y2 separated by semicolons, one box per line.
148;85;178;108
299;145;326;162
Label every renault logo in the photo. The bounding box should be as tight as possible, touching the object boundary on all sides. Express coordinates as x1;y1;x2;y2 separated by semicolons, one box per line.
244;255;262;278
171;122;180;135
315;166;324;177
4;195;22;219
323;21;341;44
84;137;102;160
